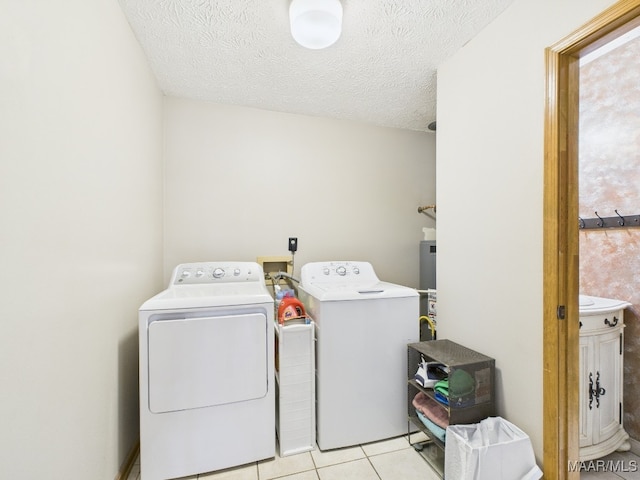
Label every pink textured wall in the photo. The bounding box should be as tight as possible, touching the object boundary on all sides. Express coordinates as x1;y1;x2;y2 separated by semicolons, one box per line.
579;34;640;441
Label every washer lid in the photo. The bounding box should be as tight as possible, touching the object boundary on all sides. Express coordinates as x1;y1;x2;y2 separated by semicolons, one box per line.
579;294;631;315
300;281;418;301
300;261;417;301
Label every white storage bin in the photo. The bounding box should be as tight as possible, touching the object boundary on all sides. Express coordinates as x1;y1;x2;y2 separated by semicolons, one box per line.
275;321;315;457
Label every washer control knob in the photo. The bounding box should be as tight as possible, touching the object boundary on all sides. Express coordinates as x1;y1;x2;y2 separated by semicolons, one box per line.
181;270;191;278
323;267;330;275
212;268;225;278
336;266;347;276
234;268;241;276
195;269;204;277
353;267;360;274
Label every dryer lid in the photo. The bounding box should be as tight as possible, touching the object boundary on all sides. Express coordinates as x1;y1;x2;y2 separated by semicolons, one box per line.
140;282;273;310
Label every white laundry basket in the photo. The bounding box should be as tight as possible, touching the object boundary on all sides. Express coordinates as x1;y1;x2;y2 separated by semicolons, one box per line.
445;417;543;480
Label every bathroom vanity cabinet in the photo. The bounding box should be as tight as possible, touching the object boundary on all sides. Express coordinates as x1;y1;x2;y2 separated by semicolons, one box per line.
579;295;631;461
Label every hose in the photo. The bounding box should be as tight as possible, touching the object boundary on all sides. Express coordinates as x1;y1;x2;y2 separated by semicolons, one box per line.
419;315;436;339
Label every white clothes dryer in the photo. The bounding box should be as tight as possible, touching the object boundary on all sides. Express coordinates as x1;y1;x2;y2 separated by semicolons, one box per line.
138;262;274;480
298;261;419;450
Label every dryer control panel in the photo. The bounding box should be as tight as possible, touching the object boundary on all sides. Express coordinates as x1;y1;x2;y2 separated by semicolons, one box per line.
170;262;265;285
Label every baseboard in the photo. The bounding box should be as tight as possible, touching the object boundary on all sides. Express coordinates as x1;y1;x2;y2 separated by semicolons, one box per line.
115;441;140;480
629;437;640;457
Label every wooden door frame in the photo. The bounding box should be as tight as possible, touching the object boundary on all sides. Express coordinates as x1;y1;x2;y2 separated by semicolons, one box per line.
544;1;640;477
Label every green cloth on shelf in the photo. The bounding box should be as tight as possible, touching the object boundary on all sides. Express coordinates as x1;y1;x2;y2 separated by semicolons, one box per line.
434;379;448;396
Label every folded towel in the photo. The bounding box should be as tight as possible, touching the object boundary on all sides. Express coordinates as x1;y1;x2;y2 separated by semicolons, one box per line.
435;391;449;406
412;391;449;429
416;410;446;443
434;379;448;396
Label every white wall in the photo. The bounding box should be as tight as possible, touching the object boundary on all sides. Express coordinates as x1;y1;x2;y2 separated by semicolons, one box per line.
0;1;163;478
436;0;618;463
163;98;435;288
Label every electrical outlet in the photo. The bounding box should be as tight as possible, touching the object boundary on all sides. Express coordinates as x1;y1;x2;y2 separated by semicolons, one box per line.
288;237;298;253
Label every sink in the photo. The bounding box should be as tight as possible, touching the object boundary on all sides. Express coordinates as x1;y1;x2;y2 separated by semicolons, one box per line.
579;294;630;315
579;295;594;307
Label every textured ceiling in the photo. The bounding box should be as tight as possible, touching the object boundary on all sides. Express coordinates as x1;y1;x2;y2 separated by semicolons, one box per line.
118;0;515;132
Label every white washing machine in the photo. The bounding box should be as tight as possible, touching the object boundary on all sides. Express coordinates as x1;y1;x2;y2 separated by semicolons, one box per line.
298;261;419;450
138;262;275;480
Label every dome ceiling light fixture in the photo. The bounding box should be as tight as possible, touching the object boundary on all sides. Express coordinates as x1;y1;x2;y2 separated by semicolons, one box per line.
289;0;343;50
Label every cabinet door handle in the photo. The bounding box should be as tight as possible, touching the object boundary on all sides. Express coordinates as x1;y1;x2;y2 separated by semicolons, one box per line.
588;371;606;409
604;316;619;327
595;371;606;408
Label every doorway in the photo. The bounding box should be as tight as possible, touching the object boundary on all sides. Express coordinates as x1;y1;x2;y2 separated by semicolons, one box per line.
544;0;640;478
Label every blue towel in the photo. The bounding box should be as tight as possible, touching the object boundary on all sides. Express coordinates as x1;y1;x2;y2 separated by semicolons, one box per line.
435;391;449;406
416;410;446;443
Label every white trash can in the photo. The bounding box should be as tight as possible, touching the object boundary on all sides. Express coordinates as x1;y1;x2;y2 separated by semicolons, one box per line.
445;416;543;480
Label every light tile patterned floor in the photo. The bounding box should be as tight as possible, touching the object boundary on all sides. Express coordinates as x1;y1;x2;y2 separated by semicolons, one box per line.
126;434;640;479
127;433;442;480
